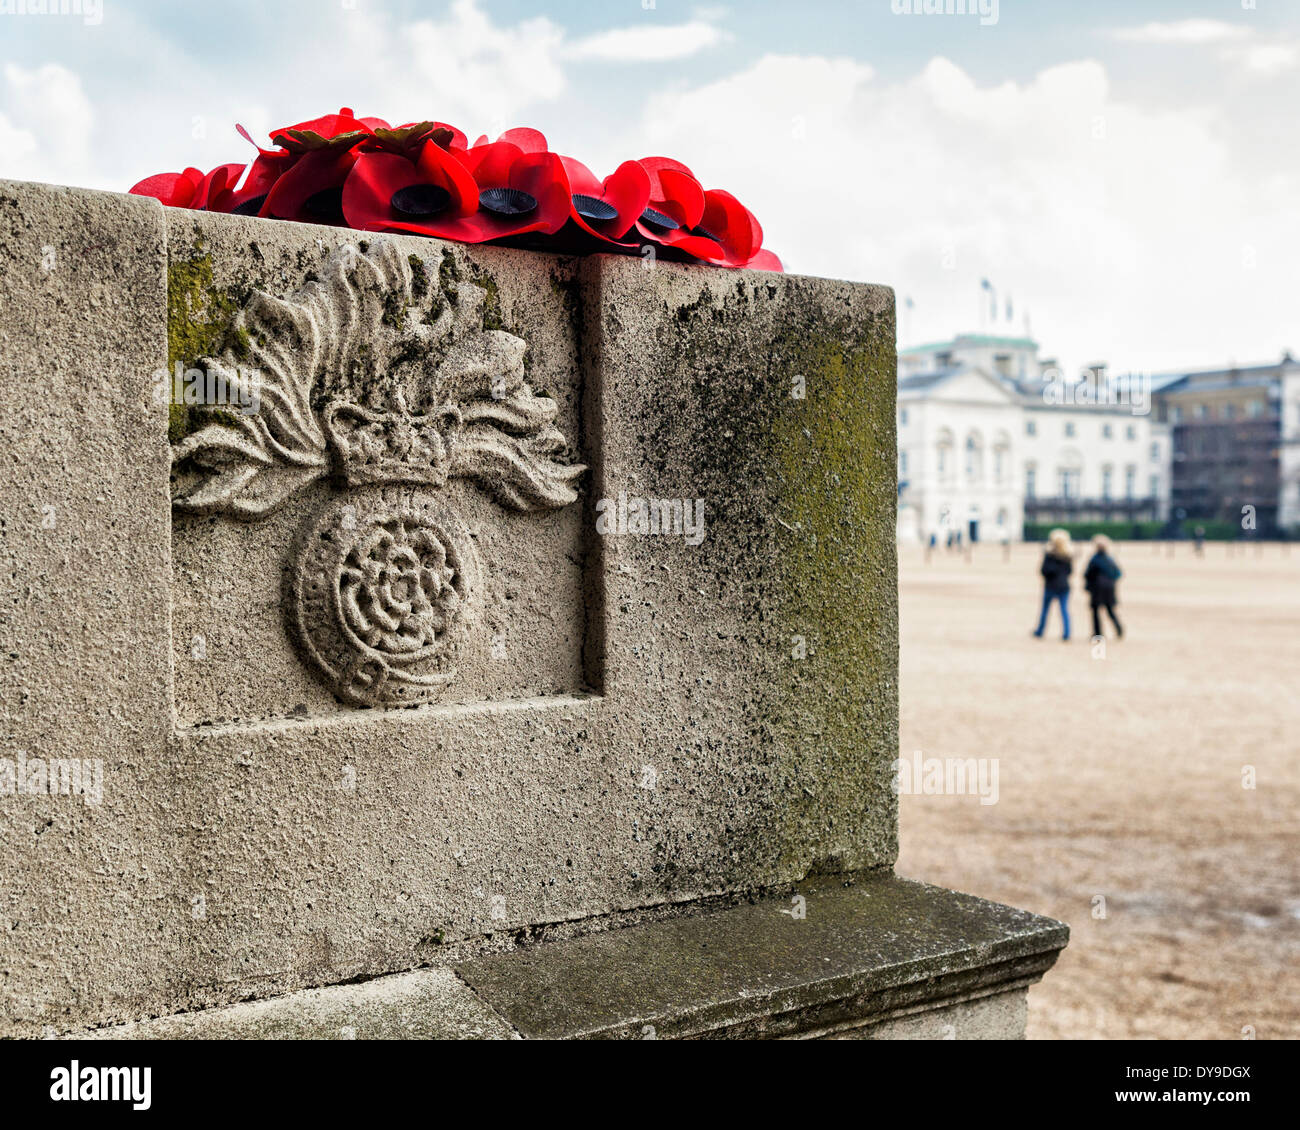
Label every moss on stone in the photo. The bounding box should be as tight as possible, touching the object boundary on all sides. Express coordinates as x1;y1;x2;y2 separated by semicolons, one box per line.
407;253;430;301
166;241;243;444
768;321;898;874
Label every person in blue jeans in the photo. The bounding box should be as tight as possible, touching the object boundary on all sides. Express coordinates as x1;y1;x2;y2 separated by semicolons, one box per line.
1033;528;1074;640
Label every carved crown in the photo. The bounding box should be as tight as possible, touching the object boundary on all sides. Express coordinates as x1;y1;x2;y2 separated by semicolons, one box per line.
323;394;462;488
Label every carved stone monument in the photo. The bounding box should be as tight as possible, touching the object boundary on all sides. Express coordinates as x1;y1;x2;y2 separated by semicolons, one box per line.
0;179;1065;1039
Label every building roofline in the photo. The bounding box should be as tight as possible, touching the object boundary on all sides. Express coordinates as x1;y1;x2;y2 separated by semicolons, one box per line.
900;333;1039;354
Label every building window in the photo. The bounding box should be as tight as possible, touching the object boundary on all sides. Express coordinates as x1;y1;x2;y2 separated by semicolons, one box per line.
1149;474;1159;498
1125;465;1136;499
1102;423;1113;439
1195;403;1209;419
1126;424;1137;440
1059;469;1081;499
994;448;1004;483
1248;399;1264;418
1026;419;1037;436
1025;464;1037;499
1223;403;1236;420
1171;405;1183;422
1101;466;1113;500
937;447;947;475
1150;441;1160;462
1064;422;1076;438
900;408;909;426
899;450;908;477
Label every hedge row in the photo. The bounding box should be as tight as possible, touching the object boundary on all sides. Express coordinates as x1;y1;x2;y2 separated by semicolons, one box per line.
1022;519;1266;542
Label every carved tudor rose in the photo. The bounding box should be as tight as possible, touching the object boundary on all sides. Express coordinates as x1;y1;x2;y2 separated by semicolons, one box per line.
170;241;584;707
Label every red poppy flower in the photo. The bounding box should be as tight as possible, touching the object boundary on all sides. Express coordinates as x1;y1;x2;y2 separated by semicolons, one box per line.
471;127;548;153
630;158;780;270
127;109;779;266
130;163;247;212
557;155;650;244
745;249;784;272
269;106;373;154
629;156;726;261
130;167;205;209
341;139;480;236
453;141;572;242
259;146;360;225
692;188;764;268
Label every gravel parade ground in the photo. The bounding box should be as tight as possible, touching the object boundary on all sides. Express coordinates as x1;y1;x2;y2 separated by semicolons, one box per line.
896;540;1300;1039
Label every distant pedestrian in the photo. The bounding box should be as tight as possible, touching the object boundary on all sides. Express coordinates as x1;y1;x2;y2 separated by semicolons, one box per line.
1194;526;1206;557
1084;535;1123;640
1033;528;1073;641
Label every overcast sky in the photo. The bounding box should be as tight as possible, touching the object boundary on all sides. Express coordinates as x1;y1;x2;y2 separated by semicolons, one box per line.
2;0;1296;379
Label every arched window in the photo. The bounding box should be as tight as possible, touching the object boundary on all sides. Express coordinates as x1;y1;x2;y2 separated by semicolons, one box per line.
964;431;984;483
1058;448;1084;500
992;430;1011;484
935;428;955;481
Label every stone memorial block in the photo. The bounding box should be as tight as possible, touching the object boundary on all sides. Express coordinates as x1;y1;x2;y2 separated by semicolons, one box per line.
0;179;1065;1039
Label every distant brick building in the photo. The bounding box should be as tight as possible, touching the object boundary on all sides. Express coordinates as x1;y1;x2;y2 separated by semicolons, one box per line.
1151;354;1300;535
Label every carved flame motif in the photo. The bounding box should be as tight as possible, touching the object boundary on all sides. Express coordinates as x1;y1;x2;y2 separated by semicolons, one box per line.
171;240;584;517
170;241;585;707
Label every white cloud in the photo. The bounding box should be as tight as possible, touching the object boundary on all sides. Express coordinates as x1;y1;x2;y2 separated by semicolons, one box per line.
0;1;1292;377
566;20;730;63
1112;20;1251;45
1110;16;1297;79
401;0;568;129
1223;42;1298;75
640;53;1299;377
0;63;93;184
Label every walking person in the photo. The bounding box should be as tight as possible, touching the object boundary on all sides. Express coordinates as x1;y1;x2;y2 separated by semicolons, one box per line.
1032;528;1074;641
1084;534;1124;640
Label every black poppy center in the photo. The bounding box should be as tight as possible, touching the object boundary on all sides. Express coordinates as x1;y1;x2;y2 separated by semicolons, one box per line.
479;187;537;216
391;183;451;220
303;186;345;223
690;224;722;243
231;194;268;217
639;206;680;232
573;193;618;222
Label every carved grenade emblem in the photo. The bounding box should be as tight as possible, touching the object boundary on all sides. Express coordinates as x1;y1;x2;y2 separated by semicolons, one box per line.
170;241;584;707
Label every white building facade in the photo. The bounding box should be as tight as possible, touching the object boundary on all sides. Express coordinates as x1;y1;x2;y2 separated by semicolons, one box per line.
896;334;1172;544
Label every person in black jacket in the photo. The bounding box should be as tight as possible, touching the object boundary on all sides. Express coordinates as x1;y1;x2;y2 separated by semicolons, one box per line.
1032;528;1073;640
1084;534;1124;639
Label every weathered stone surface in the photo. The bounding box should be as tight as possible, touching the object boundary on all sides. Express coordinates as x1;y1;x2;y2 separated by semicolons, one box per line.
0;182;176;1038
0;180;904;1036
82;968;516;1041
73;874;1062;1039
455;875;1066;1039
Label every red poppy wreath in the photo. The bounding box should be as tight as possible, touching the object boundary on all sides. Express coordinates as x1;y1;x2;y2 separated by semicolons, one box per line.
130;108;782;271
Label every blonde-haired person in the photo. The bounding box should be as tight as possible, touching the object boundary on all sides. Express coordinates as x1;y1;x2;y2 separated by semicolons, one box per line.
1032;528;1074;640
1084;534;1124;639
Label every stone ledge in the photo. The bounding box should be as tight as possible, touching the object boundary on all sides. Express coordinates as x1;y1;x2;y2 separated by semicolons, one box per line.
80;968;517;1041
75;875;1065;1040
456;874;1067;1039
